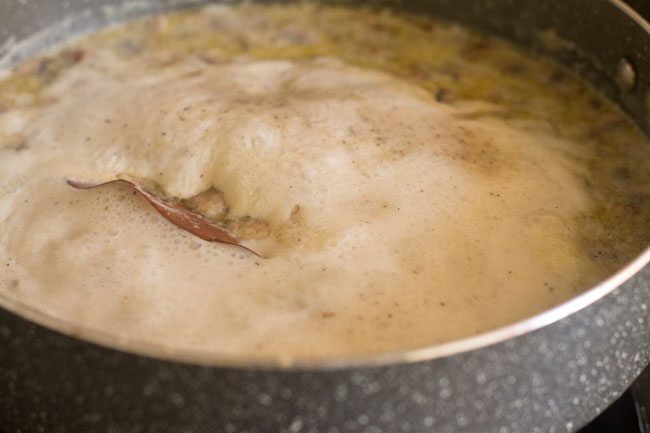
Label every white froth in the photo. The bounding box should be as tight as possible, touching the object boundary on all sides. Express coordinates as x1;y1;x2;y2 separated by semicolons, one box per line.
0;47;600;360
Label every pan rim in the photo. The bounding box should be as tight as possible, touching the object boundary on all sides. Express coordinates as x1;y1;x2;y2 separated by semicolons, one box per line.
3;246;649;370
0;0;649;370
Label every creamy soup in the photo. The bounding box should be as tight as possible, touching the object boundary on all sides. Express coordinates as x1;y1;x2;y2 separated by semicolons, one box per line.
1;4;649;362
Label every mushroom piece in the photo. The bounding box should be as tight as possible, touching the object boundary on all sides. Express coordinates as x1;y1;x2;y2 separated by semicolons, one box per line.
186;188;228;222
228;216;271;241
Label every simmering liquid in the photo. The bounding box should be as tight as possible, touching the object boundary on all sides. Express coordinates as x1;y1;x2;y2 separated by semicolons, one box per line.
0;4;649;361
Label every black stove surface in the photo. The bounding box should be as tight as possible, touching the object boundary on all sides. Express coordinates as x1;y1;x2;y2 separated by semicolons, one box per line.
578;365;649;433
579;390;643;433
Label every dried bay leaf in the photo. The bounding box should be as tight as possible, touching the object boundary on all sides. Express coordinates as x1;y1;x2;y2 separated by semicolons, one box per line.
67;179;260;257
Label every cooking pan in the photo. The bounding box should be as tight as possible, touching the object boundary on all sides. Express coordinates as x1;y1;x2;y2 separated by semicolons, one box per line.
1;1;650;432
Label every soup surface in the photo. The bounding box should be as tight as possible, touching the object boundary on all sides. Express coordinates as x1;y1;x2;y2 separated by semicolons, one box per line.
1;4;649;362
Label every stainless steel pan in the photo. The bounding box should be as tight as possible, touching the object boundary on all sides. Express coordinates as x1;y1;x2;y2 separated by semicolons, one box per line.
1;1;650;432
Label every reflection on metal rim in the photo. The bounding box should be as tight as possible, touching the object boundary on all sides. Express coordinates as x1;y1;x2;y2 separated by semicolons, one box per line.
0;0;649;370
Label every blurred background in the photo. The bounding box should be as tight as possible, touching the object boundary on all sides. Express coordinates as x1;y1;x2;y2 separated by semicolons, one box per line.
625;0;650;18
